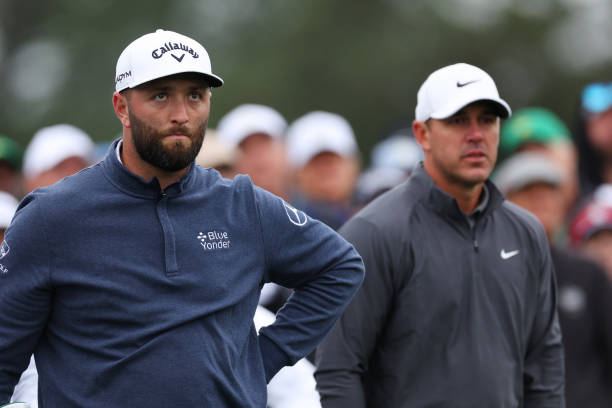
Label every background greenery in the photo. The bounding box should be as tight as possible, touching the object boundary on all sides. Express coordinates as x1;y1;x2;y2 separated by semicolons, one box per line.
1;0;611;162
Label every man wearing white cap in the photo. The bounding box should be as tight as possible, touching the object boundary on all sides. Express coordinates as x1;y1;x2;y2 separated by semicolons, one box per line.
316;63;564;407
0;29;364;408
286;111;361;230
22;124;95;194
217;104;290;200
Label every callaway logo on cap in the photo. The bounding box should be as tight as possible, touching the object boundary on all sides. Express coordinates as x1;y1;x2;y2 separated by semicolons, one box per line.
114;29;223;92
415;63;511;122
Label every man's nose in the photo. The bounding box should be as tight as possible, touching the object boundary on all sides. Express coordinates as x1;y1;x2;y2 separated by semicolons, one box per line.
466;119;484;142
169;100;189;124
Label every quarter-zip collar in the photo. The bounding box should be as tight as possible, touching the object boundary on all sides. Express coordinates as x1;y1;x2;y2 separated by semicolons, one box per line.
412;163;505;226
101;138;197;199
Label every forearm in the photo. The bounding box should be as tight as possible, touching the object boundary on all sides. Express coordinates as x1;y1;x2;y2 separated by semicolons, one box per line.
259;249;364;380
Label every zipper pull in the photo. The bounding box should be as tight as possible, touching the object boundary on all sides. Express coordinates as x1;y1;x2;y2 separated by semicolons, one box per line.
473;239;479;251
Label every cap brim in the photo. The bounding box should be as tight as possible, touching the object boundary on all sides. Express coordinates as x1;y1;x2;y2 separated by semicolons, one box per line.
431;97;511;120
120;70;224;91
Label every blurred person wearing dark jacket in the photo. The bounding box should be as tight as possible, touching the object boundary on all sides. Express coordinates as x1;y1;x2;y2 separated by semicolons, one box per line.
495;152;612;408
572;82;612;199
569;185;612;280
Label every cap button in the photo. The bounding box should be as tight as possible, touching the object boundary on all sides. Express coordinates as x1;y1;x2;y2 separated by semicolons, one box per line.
156;29;164;33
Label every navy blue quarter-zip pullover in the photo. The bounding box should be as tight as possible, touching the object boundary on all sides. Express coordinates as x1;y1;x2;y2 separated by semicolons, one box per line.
0;138;364;407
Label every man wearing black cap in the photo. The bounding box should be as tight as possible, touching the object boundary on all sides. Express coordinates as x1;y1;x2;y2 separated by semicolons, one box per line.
0;29;364;407
315;63;564;407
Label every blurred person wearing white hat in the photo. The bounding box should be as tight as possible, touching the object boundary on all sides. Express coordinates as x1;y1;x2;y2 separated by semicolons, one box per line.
22;124;95;193
0;29;364;408
316;63;564;407
0;192;36;408
354;132;423;207
217;104;289;199
0;191;18;242
495;152;612;408
286;111;360;230
194;129;240;179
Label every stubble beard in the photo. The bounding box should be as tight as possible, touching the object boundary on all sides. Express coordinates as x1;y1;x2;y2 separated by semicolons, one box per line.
129;110;207;172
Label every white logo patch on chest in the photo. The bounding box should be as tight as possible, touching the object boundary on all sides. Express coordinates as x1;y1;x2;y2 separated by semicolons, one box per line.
197;230;231;251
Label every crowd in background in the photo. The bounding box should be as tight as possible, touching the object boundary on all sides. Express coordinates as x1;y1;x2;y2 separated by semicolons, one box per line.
2;80;612;407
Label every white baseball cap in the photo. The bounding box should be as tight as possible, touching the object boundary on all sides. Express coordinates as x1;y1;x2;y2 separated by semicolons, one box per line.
216;104;287;148
115;29;223;92
0;191;18;229
415;63;511;122
371;135;423;172
286;111;359;168
23;124;95;178
492;151;562;194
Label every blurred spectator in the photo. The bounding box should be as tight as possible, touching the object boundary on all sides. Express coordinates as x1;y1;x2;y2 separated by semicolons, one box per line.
23;124;95;193
355;132;423;206
573;82;612;198
0;191;18;242
286;111;360;230
494;152;612;408
370;131;423;172
195;129;240;179
500;107;579;215
0;136;23;198
0;191;37;408
569;184;612;279
217;104;289;199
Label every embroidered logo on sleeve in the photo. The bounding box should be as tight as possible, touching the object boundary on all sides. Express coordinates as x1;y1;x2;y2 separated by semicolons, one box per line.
282;201;307;227
0;241;9;260
197;230;231;251
0;240;9;275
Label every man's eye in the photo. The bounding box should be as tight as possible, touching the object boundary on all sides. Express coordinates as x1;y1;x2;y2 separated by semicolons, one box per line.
189;93;201;101
154;94;167;101
481;116;496;124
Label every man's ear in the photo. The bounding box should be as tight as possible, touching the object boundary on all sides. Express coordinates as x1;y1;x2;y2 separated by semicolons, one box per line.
113;91;130;128
413;120;430;152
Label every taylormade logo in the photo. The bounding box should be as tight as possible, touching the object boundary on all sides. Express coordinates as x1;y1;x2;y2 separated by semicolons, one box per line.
152;42;199;60
115;70;132;85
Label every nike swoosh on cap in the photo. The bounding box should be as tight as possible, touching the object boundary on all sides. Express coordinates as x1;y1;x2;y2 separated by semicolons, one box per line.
456;80;479;87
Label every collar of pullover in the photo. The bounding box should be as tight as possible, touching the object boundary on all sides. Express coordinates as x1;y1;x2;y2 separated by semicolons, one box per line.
412;163;505;224
101;138;197;199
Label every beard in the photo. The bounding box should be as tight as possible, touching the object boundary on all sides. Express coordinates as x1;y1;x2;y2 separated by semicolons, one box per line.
128;109;207;172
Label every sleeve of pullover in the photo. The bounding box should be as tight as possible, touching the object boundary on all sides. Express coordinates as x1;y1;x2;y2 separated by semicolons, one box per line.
524;226;566;408
0;194;52;403
314;217;397;408
253;188;365;382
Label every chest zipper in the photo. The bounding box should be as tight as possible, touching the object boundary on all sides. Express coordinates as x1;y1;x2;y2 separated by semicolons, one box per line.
156;190;179;276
